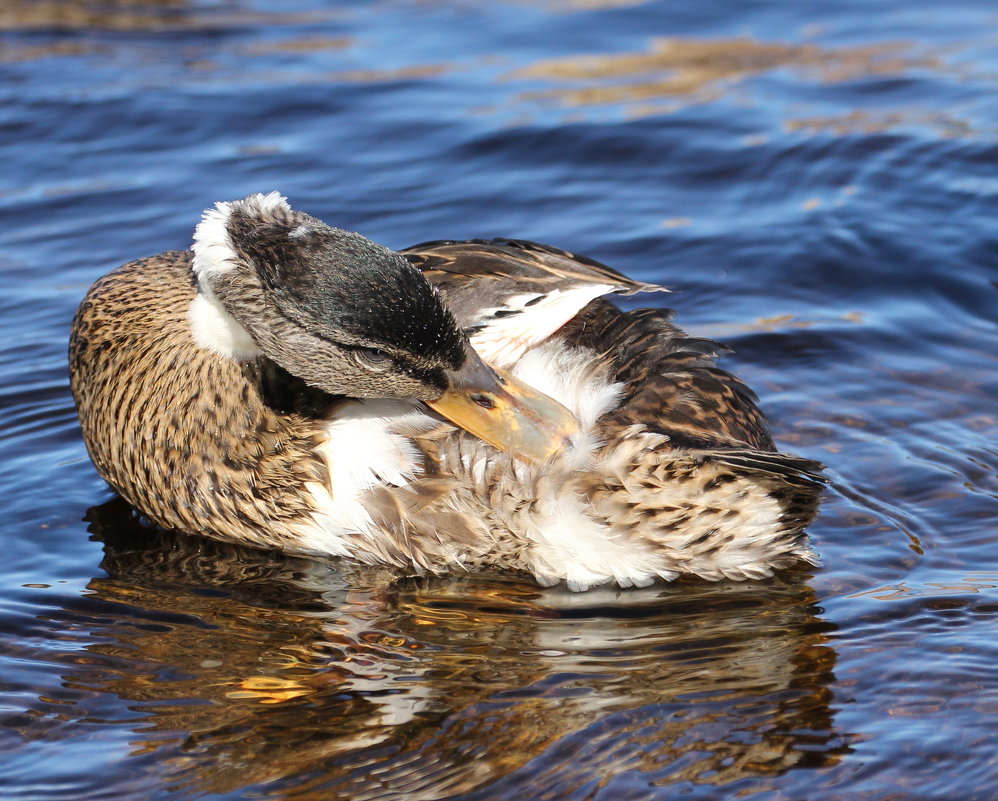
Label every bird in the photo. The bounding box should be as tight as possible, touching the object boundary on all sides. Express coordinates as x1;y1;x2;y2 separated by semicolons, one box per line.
69;192;824;591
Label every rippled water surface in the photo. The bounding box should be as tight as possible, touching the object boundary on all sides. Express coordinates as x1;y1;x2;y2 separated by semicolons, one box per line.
2;1;997;799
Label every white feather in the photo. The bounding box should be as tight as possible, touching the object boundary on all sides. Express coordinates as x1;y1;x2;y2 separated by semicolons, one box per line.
511;342;621;429
526;491;667;591
187;192;293;359
495;341;667;588
190;191;290;282
190;202;236;282
187;292;261;360
297;399;435;554
511;341;622;469
471;284;616;368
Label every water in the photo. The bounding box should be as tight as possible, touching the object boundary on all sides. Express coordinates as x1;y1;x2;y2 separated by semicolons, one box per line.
1;1;996;798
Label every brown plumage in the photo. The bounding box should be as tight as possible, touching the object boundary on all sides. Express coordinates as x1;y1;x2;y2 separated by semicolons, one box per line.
69;194;824;591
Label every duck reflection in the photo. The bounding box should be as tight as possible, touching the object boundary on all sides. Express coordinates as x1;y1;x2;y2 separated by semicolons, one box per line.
61;498;848;799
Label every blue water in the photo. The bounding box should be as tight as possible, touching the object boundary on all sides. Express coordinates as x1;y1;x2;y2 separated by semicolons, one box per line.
1;1;997;799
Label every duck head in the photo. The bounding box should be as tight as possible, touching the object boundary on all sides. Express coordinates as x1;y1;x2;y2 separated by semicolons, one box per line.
188;192;577;462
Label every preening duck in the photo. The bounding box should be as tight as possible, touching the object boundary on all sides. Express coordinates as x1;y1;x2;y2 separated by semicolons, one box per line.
69;192;824;591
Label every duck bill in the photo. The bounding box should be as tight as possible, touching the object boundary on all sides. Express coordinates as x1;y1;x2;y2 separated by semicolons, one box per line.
425;348;579;464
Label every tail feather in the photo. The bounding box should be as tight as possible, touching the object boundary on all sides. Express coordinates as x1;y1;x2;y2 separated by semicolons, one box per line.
709;449;827;486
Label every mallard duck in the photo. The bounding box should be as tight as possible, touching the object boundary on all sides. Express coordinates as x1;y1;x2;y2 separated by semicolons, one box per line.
69;192;823;590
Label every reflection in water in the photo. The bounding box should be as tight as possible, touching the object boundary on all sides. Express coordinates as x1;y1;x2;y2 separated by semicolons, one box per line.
0;0;198;31
502;0;657;10
0;0;341;65
0;0;331;31
4;3;974;140
11;499;849;799
507;36;949;125
784;110;975;138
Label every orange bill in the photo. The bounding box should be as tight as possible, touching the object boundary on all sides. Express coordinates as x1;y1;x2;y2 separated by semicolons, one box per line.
425;346;579;463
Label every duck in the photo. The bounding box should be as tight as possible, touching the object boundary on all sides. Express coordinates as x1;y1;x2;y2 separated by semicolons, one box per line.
69;192;824;591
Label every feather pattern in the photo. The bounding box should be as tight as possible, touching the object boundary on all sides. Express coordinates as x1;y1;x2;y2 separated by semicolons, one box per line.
70;218;824;591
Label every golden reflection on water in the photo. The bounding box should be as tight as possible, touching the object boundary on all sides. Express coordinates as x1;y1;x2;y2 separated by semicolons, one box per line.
504;36;957;129
510;36;937;100
0;0;335;32
2;1;975;140
242;37;353;56
7;498;850;799
785;109;974;138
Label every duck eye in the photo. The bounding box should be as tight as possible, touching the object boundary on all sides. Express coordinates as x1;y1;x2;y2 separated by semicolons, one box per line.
354;348;392;371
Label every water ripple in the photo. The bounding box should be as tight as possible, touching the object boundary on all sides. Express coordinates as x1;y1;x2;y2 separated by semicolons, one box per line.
1;0;997;799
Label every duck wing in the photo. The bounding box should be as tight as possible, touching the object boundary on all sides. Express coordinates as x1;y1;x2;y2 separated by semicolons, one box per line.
405;237;824;480
552;297;781;452
402;238;666;367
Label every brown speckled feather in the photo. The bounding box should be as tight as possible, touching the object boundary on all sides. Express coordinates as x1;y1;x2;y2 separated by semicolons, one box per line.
555;299;774;450
69;251;330;551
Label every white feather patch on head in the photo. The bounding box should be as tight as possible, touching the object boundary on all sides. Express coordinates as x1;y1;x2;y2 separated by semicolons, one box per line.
243;190;292;217
190;191;291;283
187;292;262;360
191;201;236;282
187;192;292;359
470;283;616;368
